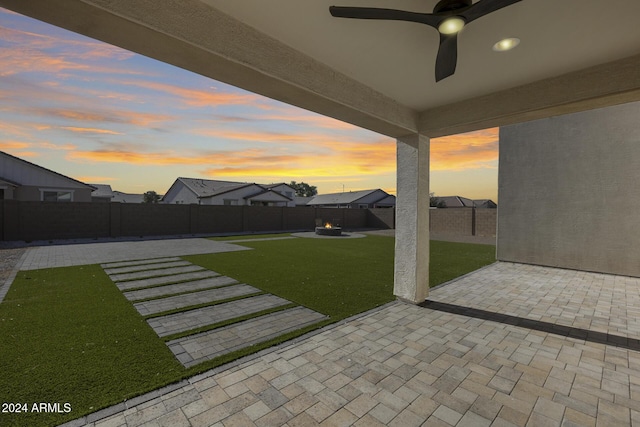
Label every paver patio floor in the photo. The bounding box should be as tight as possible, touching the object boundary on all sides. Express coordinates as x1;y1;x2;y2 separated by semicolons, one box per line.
428;262;640;340
68;261;640;427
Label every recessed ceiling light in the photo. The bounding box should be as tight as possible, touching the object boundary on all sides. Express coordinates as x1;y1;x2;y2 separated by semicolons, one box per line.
493;37;520;52
438;17;465;35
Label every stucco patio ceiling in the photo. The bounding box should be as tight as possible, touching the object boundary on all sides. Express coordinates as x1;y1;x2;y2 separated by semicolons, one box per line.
1;0;640;137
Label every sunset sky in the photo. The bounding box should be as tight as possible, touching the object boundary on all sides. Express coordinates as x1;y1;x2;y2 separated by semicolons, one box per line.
0;7;498;200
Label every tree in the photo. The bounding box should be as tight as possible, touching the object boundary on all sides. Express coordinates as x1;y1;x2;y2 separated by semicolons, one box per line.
430;192;446;208
143;190;161;203
289;181;317;197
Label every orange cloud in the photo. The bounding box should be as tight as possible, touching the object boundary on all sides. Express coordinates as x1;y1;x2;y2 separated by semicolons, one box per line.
37;142;77;150
61;127;122;135
0;26;139;77
261;114;356;130
64;135;396;181
0;121;36;138
0;141;31;150
75;176;118;183
194;128;310;144
66;147;304;167
11;151;38;157
193;127;397;174
431;128;498;171
117;80;261;107
200;139;395;179
25;107;174;127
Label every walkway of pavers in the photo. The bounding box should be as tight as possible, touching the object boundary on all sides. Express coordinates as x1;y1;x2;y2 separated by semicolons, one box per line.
18;237;249;270
64;261;640;427
100;256;328;369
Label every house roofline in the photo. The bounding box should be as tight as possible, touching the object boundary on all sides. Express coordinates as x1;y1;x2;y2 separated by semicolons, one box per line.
0;150;94;190
0;175;20;187
198;182;258;199
245;188;293;201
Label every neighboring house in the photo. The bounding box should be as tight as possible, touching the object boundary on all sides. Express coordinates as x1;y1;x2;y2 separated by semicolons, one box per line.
473;199;498;209
161;177;295;206
0;150;95;202
305;189;395;208
435;195;497;208
90;184;114;202
263;183;297;200
111;191;145;203
294;196;314;206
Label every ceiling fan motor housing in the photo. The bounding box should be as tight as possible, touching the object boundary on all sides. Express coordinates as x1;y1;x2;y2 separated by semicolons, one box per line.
434;0;472;14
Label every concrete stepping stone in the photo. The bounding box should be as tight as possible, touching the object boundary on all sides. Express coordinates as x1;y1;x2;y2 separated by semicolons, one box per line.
101;257;182;269
104;260;191;276
147;294;291;337
134;284;261;316
122;276;239;301
167;307;328;367
110;265;205;282
116;270;220;291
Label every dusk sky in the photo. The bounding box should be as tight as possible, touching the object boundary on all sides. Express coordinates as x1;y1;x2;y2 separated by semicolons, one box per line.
0;7;498;200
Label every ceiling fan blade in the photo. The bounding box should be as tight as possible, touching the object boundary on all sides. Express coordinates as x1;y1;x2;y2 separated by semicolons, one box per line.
461;0;522;24
435;33;458;82
329;6;440;28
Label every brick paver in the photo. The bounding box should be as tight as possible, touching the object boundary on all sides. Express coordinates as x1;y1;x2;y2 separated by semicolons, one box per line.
167;307;328;367
133;284;261;316
109;264;206;282
18;237;249;270
147;294;292;337
122;276;239;301
100;257;330;379
103;260;191;275
115;270;220;291
65;261;640;427
101;256;182;269
428;262;640;339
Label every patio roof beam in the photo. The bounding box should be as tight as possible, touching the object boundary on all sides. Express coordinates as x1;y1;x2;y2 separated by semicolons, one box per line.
0;0;418;139
419;54;640;137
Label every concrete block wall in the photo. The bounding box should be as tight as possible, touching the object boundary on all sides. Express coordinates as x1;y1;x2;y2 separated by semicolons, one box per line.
283;207;315;230
0;203;386;242
498;101;640;277
475;209;497;237
119;203;191;237
246;206;284;231
196;206;244;234
367;208;395;229
4;201;110;241
0;200;499;241
429;208;474;236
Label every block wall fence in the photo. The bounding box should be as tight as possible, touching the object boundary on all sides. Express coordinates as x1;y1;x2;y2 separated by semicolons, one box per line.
0;201;395;241
429;208;497;237
0;201;495;242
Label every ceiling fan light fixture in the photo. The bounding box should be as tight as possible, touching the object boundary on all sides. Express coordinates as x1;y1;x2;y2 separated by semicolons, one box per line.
438;16;465;35
493;37;520;52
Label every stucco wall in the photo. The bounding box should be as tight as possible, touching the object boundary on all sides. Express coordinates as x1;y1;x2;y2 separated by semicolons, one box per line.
497;101;640;276
163;183;198;205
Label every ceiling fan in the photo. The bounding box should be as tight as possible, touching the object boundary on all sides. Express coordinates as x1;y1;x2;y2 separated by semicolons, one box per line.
329;0;522;82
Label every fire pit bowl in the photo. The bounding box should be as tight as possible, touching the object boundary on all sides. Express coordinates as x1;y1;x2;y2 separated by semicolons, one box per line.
315;221;342;236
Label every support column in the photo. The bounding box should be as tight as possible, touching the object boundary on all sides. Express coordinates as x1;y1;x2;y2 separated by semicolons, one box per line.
394;133;430;303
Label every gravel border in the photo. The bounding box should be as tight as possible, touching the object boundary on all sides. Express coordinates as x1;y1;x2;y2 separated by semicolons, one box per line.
0;248;28;303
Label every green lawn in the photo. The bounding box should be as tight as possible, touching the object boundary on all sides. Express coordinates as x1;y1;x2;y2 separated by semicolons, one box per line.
187;235;397;320
0;234;494;426
429;240;497;286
